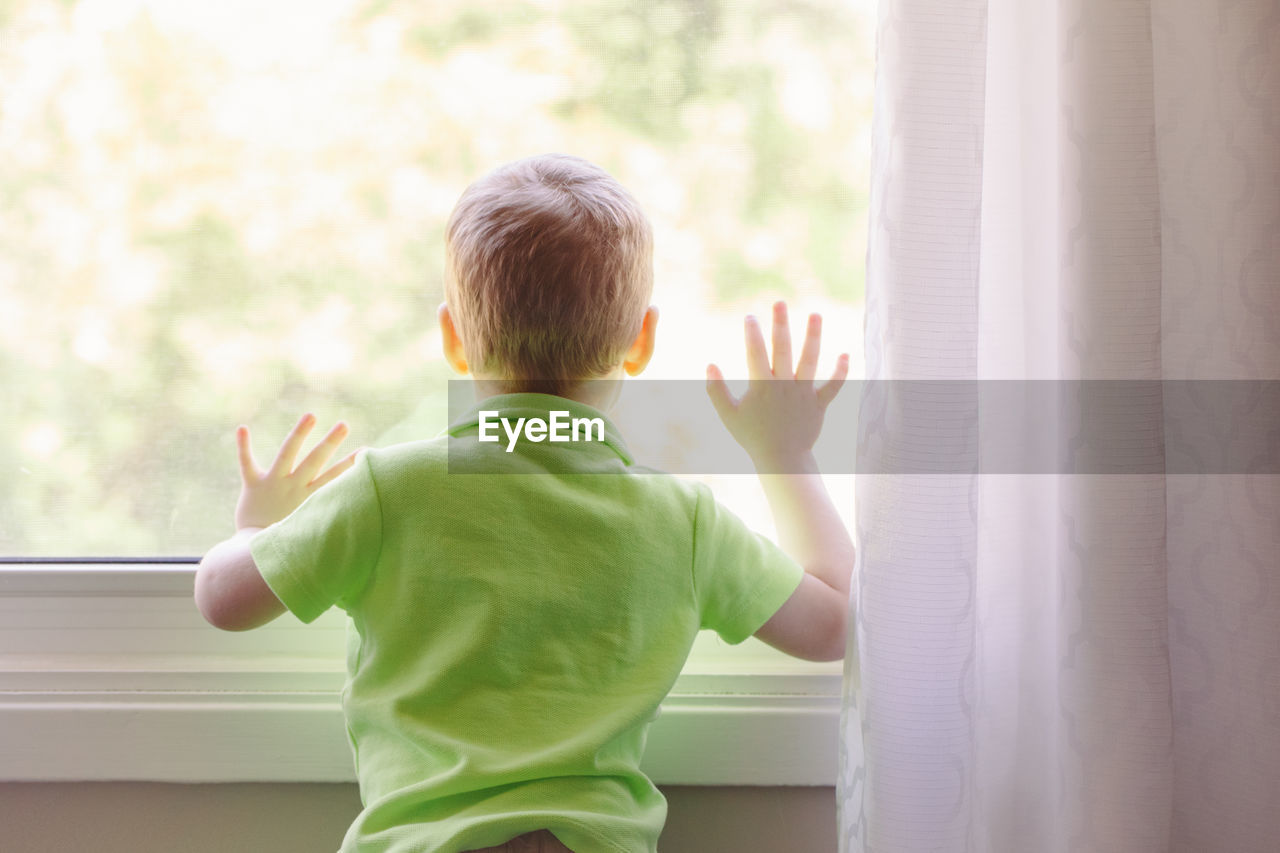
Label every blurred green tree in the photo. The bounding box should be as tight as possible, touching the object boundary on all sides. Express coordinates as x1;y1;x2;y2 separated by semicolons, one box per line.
0;0;871;556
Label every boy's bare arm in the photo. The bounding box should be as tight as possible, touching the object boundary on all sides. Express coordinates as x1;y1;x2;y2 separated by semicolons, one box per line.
195;527;282;631
195;414;355;632
751;468;853;661
706;302;854;662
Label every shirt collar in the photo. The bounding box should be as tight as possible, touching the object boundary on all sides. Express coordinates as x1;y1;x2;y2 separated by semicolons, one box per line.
446;392;634;466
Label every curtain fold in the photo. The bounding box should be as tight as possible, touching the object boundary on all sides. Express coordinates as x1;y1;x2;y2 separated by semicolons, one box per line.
840;1;1280;851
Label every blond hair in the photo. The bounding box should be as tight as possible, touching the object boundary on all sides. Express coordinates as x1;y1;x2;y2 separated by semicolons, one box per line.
444;154;653;397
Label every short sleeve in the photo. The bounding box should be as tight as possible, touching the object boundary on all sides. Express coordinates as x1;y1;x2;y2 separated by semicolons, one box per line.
691;483;805;644
250;452;382;624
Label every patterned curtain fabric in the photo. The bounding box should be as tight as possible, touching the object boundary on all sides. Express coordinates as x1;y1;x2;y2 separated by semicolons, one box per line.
839;1;1280;851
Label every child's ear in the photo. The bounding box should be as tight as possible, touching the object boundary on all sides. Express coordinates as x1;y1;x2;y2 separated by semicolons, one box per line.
438;303;470;375
623;306;659;377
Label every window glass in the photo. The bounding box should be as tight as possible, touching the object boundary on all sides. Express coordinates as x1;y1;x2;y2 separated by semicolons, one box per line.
0;0;871;557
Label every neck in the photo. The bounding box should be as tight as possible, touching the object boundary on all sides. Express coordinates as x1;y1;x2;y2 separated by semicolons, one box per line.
471;370;625;411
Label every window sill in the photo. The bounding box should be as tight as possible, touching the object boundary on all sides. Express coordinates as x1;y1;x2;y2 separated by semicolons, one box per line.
0;565;841;785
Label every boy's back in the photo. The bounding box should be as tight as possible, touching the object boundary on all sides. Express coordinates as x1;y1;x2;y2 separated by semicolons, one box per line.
249;392;804;852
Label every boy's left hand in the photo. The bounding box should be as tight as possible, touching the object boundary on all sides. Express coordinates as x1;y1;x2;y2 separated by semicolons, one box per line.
234;414;357;530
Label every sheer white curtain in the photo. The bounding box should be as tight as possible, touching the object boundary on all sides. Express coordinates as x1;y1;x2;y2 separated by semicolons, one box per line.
839;1;1280;851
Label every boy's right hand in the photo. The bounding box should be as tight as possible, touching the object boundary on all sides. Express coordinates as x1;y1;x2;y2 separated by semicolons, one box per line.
705;301;848;473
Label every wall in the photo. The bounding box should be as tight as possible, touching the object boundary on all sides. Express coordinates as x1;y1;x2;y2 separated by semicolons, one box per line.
0;783;836;852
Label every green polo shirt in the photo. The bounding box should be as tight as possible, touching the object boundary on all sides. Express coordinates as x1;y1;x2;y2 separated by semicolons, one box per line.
251;393;804;853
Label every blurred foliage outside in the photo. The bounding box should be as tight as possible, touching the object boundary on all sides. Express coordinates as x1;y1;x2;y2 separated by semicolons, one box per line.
0;0;872;556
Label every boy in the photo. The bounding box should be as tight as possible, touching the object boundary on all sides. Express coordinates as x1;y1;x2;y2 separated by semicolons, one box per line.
195;153;853;853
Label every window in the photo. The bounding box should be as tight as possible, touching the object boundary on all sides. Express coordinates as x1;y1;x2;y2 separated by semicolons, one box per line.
0;0;870;781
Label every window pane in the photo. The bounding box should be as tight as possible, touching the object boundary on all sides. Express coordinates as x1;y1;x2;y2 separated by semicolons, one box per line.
0;0;871;557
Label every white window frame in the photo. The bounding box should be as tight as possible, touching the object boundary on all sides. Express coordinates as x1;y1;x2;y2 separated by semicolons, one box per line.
0;563;841;785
